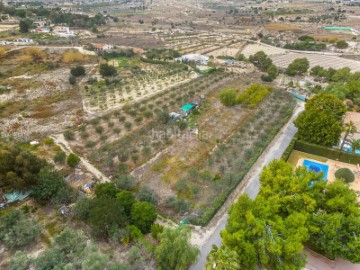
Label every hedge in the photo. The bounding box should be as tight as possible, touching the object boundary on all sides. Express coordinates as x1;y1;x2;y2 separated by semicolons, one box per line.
281;135;297;161
294;140;360;165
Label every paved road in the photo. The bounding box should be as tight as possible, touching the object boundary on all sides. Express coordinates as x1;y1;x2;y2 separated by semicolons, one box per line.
190;102;304;270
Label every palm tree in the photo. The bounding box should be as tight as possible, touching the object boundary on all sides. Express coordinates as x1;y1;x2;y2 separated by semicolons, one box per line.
340;121;357;150
352;139;360;153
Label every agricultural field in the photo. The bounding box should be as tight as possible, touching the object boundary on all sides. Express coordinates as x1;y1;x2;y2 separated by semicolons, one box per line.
60;64;296;224
131;78;296;224
206;41;246;58
64;71;231;174
82;57;195;114
271;52;360;72
240;43;286;57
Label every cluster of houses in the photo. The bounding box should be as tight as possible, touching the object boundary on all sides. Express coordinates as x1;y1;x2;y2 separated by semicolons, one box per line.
0;38;34;45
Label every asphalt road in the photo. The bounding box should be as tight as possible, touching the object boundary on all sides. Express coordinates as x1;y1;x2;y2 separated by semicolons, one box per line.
190;103;304;270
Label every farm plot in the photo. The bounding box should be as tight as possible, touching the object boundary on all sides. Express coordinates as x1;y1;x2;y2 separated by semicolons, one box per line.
195;89;296;224
241;43;287;57
206;41;246;58
130;80;296;224
64;72;232;176
271;52;360;72
82;60;193;114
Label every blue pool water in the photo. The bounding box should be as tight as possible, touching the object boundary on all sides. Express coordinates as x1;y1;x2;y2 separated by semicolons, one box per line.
303;159;329;181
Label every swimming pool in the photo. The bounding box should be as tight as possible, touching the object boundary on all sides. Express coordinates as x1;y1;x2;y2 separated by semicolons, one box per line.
302;159;329;180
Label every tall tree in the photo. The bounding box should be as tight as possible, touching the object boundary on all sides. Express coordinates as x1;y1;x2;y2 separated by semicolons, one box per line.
294;109;342;146
305;94;346;120
286;58;309;76
206;245;240;270
212;160;360;268
294;94;346;146
0;141;47;191
155;227;199;270
221;194;308;270
352;139;360;153
249;51;273;71
88;197;127;236
340;121;357;150
130;201;157;233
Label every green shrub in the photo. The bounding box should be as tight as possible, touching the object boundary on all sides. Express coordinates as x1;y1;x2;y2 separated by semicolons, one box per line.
220;88;238;107
43;137;54;145
151;224;164;240
67;153;81;168
0;210;41;249
237;84;270;108
64;130;75;140
69;75;76;85
95;126;104;134
335;168;355;183
53;151;66;164
70;65;85;77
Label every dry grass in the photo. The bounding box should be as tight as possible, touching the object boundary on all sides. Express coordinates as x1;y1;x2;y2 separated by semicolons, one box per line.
0;47;6;58
63;51;87;63
312;35;341;43
265;23;302;33
17;47;47;63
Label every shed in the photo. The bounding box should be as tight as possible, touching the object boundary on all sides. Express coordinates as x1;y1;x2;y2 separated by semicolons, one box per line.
180;103;197;116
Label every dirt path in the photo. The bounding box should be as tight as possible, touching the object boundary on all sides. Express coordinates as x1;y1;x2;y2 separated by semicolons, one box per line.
51;134;110;183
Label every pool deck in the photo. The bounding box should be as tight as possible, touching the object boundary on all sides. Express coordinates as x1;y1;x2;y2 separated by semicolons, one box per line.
295;153;360;194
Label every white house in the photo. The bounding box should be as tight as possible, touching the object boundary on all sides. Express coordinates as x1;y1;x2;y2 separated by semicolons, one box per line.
53;26;76;37
175;54;209;65
92;43;114;52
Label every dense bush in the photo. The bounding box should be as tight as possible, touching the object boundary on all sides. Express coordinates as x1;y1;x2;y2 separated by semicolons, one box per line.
32;168;77;204
63;130;75;140
0;210;41;249
219;88;238;106
249;51;273;71
70;65;86;77
284;41;326;51
286;58;310;76
99;64;117;77
138;186;158;205
151;224;164;240
335;168;355;183
0;140;47;191
130;202;157;233
69;75;76;85
67;153;81;168
237;84;270;108
53;151;66;164
336;40;349;49
9;228;129;270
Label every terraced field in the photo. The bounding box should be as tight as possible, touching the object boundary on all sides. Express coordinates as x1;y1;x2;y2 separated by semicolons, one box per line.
241;43;286;57
271;52;360;72
241;43;360;72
